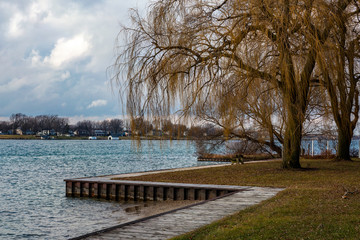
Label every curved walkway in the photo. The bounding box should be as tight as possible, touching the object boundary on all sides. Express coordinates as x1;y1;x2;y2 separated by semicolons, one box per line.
70;186;283;240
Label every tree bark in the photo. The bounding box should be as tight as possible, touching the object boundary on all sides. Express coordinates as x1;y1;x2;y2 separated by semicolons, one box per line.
282;99;302;168
336;126;352;161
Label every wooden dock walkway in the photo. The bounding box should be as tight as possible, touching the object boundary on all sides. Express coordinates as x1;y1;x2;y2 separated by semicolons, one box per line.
70;186;283;240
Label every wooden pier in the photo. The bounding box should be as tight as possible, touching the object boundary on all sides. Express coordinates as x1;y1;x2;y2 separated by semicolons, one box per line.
64;177;247;201
65;165;283;239
69;186;283;240
197;157;233;162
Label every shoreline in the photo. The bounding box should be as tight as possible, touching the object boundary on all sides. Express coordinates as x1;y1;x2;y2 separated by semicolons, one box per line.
0;135;198;141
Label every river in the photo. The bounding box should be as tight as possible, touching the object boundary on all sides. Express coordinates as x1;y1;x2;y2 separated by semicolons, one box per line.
0;140;209;239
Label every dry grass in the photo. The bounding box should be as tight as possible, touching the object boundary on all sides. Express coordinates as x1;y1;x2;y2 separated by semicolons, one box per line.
0;135;38;139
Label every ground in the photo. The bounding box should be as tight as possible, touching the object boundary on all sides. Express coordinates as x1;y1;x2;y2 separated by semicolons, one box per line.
121;159;360;240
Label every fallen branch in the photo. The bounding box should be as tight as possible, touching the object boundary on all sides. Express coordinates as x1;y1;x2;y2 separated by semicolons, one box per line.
342;187;359;199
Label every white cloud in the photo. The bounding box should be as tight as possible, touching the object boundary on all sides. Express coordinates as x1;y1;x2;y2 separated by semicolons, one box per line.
44;34;91;68
8;13;24;37
6;1;50;38
0;0;150;118
87;99;108;109
0;77;29;93
29;50;42;67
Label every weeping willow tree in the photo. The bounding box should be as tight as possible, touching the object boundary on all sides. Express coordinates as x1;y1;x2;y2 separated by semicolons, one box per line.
316;1;360;160
113;0;352;168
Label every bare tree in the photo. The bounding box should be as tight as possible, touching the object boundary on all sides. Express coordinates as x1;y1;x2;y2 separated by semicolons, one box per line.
10;113;27;133
76;120;93;136
316;2;360;160
113;0;353;168
109;119;124;134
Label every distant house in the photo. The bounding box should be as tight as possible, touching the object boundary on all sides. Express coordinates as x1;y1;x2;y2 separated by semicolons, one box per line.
25;130;35;135
94;130;106;136
40;129;57;136
148;129;162;137
75;130;90;136
42;130;50;136
123;130;131;137
16;128;23;135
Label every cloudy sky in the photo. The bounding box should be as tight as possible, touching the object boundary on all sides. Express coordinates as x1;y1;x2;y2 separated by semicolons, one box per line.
0;0;149;123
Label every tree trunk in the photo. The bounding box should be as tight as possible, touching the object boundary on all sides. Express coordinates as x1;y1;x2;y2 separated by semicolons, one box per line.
336;126;352;161
282;111;302;168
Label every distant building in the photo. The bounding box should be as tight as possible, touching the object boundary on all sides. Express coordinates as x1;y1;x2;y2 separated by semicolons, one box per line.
148;129;162;137
123;130;131;136
42;130;50;136
41;129;57;136
16;128;23;135
75;130;90;136
94;130;106;136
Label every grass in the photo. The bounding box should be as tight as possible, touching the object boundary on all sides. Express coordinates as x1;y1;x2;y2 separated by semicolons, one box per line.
120;159;360;240
0;134;38;139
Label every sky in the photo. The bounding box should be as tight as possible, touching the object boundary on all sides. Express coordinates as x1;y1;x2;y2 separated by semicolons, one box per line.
0;0;149;123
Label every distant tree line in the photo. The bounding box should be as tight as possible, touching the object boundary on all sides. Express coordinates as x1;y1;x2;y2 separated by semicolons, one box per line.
0;113;221;138
0;113;70;135
0;113;126;136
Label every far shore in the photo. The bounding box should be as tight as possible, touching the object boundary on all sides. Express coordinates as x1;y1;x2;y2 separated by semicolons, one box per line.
0;134;194;141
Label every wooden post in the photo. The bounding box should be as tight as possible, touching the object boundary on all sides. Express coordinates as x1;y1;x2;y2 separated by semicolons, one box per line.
74;182;81;197
146;186;154;201
187;188;195;200
66;181;73;197
156;187;164;201
174;188;184;200
110;184;116;200
100;183;108;199
208;189;217;199
82;182;89;197
119;185;126;200
197;189;206;200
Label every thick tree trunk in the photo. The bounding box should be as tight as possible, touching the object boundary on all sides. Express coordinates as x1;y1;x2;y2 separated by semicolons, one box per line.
282;112;302;168
336;126;352;161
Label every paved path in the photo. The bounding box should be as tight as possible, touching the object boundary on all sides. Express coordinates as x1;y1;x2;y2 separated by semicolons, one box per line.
71;186;283;240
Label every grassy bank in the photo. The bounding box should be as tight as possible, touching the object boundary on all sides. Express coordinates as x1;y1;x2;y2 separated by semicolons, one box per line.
0;134;38;139
121;159;360;239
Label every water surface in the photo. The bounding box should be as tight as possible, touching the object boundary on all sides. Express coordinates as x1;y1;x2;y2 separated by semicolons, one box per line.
0;140;208;239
